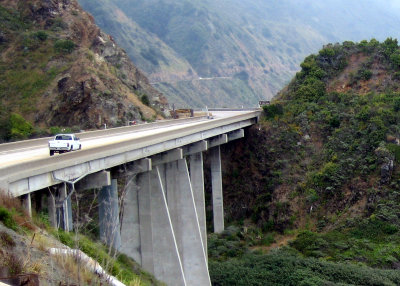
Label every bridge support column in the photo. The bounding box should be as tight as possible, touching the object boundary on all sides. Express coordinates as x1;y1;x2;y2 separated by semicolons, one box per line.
137;171;154;272
21;193;32;218
120;159;152;265
166;159;211;285
120;176;142;264
50;184;73;231
210;146;224;233
189;152;207;259
99;179;121;251
148;167;186;285
48;190;56;228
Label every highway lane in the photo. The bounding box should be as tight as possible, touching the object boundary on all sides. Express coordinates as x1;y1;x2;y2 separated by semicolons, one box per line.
0;110;254;170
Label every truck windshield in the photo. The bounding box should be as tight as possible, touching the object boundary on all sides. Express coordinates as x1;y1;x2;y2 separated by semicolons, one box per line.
56;135;72;140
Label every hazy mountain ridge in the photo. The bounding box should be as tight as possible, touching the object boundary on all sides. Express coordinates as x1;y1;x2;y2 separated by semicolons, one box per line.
77;0;196;83
78;0;400;108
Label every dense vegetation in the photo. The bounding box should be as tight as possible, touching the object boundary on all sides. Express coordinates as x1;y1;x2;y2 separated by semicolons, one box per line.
210;249;400;286
209;39;400;284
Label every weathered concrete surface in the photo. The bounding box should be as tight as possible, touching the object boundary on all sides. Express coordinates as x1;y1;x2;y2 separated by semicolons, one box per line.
166;159;210;285
99;179;121;250
150;167;186;285
190;152;208;260
210;146;224;233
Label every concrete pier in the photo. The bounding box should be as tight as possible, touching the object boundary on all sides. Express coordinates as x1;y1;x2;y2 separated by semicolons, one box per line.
120;175;142;264
48;184;73;231
99;179;121;250
168;159;210;285
137;171;154;273
210;146;224;233
150;167;186;285
48;189;56;228
21;193;32;218
189;152;208;259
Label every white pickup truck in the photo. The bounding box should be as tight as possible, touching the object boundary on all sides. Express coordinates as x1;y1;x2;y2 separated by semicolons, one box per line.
48;134;81;156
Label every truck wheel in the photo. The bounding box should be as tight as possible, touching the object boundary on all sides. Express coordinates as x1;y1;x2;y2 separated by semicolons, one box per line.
78;144;81;150
50;150;54;156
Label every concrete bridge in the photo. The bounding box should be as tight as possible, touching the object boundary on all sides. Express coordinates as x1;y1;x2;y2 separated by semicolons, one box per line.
0;109;261;285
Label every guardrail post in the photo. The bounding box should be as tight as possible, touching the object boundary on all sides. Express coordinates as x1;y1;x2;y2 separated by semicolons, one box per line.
99;179;121;251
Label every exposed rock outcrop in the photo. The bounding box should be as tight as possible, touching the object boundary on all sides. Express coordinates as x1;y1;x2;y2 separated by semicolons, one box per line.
0;0;168;130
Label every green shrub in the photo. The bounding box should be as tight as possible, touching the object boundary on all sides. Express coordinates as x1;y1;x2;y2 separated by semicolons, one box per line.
49;17;67;31
351;218;398;241
263;103;283;119
360;69;373;80
54;39;75;54
319;47;335;57
387;144;400;162
209;249;400;286
34;30;48;41
0;206;17;231
140;94;150;106
208;233;246;261
9;113;33;140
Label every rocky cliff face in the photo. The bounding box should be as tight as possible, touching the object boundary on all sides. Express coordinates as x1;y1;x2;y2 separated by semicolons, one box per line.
0;0;167;132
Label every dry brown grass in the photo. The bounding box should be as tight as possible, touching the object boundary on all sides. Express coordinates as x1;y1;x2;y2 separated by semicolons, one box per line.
53;254;101;285
31;233;53;252
3;252;24;275
0;191;22;211
0;231;15;248
13;215;37;231
128;278;142;286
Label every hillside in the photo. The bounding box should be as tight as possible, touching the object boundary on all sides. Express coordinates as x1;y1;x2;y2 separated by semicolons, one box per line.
0;0;167;143
0;193;162;285
78;0;400;108
208;39;400;284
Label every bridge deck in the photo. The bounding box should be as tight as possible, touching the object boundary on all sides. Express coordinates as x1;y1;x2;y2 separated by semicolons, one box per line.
0;110;260;195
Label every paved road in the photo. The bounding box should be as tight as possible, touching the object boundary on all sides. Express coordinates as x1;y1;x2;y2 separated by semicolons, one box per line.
0;110;255;170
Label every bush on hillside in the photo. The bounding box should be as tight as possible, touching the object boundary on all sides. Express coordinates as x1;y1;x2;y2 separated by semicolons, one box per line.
54;39;75;54
209;249;400;285
140;94;150;106
262;103;283;119
9;113;33;140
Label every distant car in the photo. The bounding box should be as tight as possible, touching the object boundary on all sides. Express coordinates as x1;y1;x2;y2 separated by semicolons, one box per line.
48;134;81;156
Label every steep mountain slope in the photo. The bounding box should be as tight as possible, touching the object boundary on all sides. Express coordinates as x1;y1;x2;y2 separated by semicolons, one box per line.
75;0;195;83
78;0;400;108
0;0;167;142
209;39;400;284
